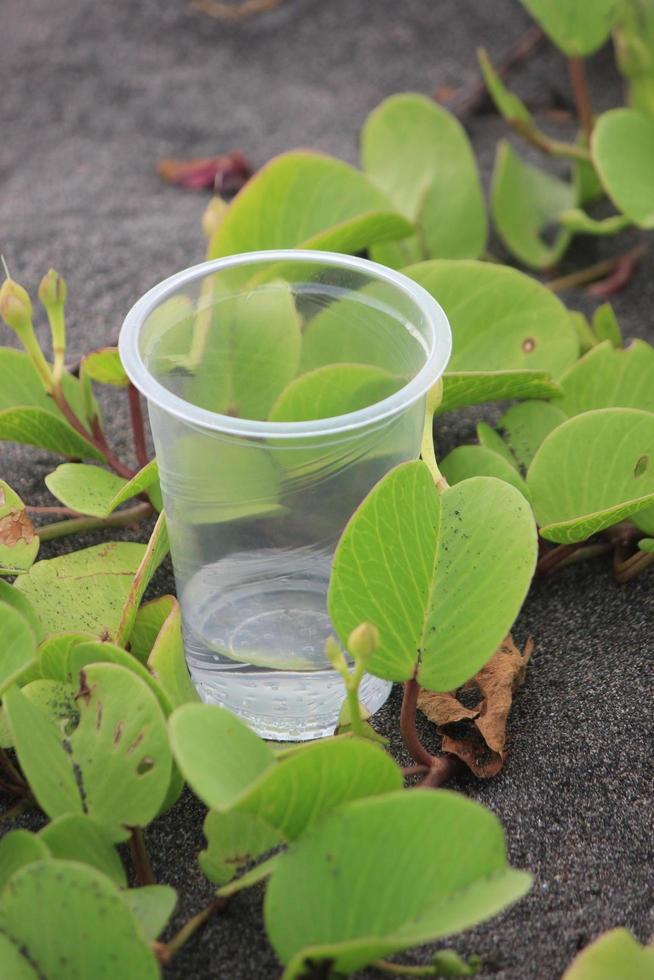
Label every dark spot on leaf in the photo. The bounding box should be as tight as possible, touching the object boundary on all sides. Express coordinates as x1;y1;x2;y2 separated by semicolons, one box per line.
95;702;103;730
113;721;124;745
634;454;649;478
126;732;145;755
136;756;155;775
522;337;536;353
75;671;92;706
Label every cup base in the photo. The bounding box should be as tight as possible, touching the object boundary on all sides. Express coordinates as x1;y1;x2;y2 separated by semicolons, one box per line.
189;665;392;742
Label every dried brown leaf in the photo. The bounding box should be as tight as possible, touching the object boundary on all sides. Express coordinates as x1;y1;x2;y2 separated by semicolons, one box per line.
0;509;36;547
156;151;251;194
417;634;533;778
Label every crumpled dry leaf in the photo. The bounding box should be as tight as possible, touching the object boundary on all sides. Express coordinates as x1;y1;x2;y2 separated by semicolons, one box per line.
417;634;533;778
156;151;251;194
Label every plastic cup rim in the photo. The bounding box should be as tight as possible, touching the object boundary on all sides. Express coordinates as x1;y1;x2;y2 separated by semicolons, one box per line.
118;249;452;439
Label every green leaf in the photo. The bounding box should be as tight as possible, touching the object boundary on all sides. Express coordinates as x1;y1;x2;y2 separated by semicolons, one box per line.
478;48;532;125
82;347;129;387
638;537;654;552
476;421;518;468
440;445;530;499
108;459;161;513
265;790;531;977
361;93;486;267
562;928;654;979
39;814;126;887
491;141;574;269
6;663;172;841
558;340;654;416
269;363;400;422
0;406;103;460
527;408;654;542
0;831;49;892
169;703;275;810
129;595;176;664
592;303;622;348
0;581;43;642
200;810;282;885
498;400;568;471
592;108;654;227
405;260;578;377
13;680;78;737
15;541;147;639
207;151;412;260
439;370;561;413
45;463;129;517
185;280;303;421
0;602;37;691
68;641;173;717
517;0;619;56
328;462;537;690
0;348;90;422
569;310;597;354
38;632;91;682
0;481;39;575
115;511;169;647
0;861;159;978
121;885;177;941
147;598;200;709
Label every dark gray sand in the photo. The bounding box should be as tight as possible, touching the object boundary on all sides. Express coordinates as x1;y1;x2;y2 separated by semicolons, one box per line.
1;1;652;977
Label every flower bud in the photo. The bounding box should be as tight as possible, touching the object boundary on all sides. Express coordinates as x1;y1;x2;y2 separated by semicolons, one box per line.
38;268;68;310
347;622;380;661
325;636;348;673
0;277;33;337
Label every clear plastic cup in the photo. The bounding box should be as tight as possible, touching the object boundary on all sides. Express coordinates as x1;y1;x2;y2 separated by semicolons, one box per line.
119;250;451;740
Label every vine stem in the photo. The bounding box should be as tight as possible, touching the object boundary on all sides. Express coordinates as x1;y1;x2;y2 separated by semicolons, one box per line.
37;501;151;542
536;543;582;576
50;382;135;480
421;387;448;492
511;119;590;161
400;678;434;769
129;827;156;886
128;383;149;469
156;897;229;964
613;549;654;583
374;960;439;977
567;57;594;143
546;244;647;293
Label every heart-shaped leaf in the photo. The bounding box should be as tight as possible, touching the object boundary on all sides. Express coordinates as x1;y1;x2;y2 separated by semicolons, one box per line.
405;260;578;376
562;928;654;979
0;406;103;460
439;370;561;413
517;0;619;56
45;464;129;517
498;400;568;471
169;703;275;811
0;861;159;978
68;641;173;717
269;363;401;422
329;462;537;691
5;662;172;840
491;141;574;269
528;408;654;542
121;885;177;941
592;108;654;227
39;814;126;887
0;481;39;575
207;151;412;259
440;445;530;499
15;542;147;639
38;632;92;682
0;831;49;892
265;790;531;978
558;340;654;415
361;93;486;267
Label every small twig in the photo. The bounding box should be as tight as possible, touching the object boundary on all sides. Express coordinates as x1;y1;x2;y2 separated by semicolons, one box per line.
587;249;643;298
37;501;152;542
567;57;594;142
129;827;156;886
127;384;149;469
536;543;583;576
613;549;654;583
156;897;229;965
546;245;647;293
436;25;544;117
191;0;280;20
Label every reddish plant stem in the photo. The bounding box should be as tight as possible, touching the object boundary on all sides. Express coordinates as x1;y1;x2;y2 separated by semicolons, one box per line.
89;417;136;479
420;756;461;788
50;381;135;480
401;764;430;779
129;827;156;886
400;677;435;769
613;549;654;583
37;501;151;543
546;245;647;294
536;543;582;576
567;57;594;142
156;897;229;964
127;383;149;469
